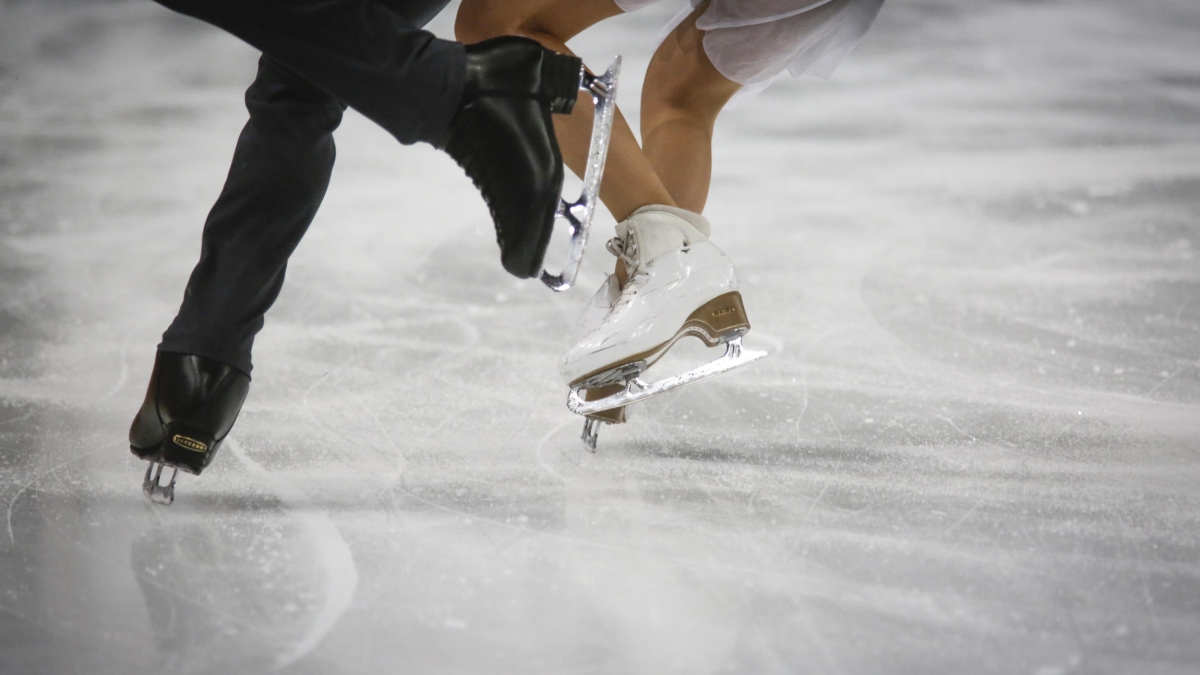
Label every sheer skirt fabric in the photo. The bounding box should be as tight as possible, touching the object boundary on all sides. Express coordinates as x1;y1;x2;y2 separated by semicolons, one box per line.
616;0;884;90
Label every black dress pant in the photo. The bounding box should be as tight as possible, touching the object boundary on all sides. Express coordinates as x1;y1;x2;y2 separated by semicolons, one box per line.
155;0;458;375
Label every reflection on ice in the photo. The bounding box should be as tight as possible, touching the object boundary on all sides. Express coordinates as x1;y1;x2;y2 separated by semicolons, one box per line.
132;520;313;674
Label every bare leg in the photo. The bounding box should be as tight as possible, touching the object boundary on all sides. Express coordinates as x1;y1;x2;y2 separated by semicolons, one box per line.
641;3;741;214
456;0;675;221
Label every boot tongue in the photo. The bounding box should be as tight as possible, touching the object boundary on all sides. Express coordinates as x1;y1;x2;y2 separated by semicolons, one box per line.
615;258;629;288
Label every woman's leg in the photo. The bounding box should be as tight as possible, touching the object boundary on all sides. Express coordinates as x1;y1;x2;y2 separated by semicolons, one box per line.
640;3;741;214
456;0;675;221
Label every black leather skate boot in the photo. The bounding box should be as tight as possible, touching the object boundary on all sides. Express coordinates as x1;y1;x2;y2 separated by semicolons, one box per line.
443;36;583;278
130;352;250;477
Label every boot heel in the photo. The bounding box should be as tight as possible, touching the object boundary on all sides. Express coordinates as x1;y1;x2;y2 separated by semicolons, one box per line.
541;52;583;114
160;423;219;476
682;292;751;345
584;385;627;425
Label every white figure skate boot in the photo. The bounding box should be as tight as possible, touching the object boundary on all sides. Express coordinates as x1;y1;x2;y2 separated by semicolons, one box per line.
560;205;768;451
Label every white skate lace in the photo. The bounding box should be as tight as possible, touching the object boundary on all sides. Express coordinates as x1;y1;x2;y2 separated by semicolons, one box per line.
607;234;642;269
604;235;647;320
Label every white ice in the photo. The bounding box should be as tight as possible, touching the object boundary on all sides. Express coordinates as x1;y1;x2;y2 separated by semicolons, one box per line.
1;1;1198;673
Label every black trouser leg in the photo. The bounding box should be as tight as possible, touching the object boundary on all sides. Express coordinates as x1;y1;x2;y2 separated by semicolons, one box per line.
158;57;345;375
153;0;465;147
155;0;457;374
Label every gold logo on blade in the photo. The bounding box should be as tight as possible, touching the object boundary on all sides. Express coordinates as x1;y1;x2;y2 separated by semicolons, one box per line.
172;435;209;453
711;307;736;318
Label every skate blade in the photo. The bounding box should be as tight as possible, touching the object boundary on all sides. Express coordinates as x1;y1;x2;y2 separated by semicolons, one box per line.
581;418;601;453
566;337;768;416
540;56;622;292
142;461;178;505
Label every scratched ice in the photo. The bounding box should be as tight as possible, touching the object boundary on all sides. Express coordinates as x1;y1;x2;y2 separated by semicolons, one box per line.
1;1;1199;674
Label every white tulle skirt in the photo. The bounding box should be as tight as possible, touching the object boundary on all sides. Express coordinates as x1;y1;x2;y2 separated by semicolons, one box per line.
616;0;885;86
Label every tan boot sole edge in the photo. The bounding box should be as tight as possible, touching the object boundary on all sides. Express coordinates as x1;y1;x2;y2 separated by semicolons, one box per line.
572;291;751;424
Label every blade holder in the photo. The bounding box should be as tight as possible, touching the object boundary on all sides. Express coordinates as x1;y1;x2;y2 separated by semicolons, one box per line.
540;56;623;292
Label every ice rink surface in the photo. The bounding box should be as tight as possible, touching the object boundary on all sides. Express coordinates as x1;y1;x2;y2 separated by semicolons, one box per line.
1;0;1199;672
